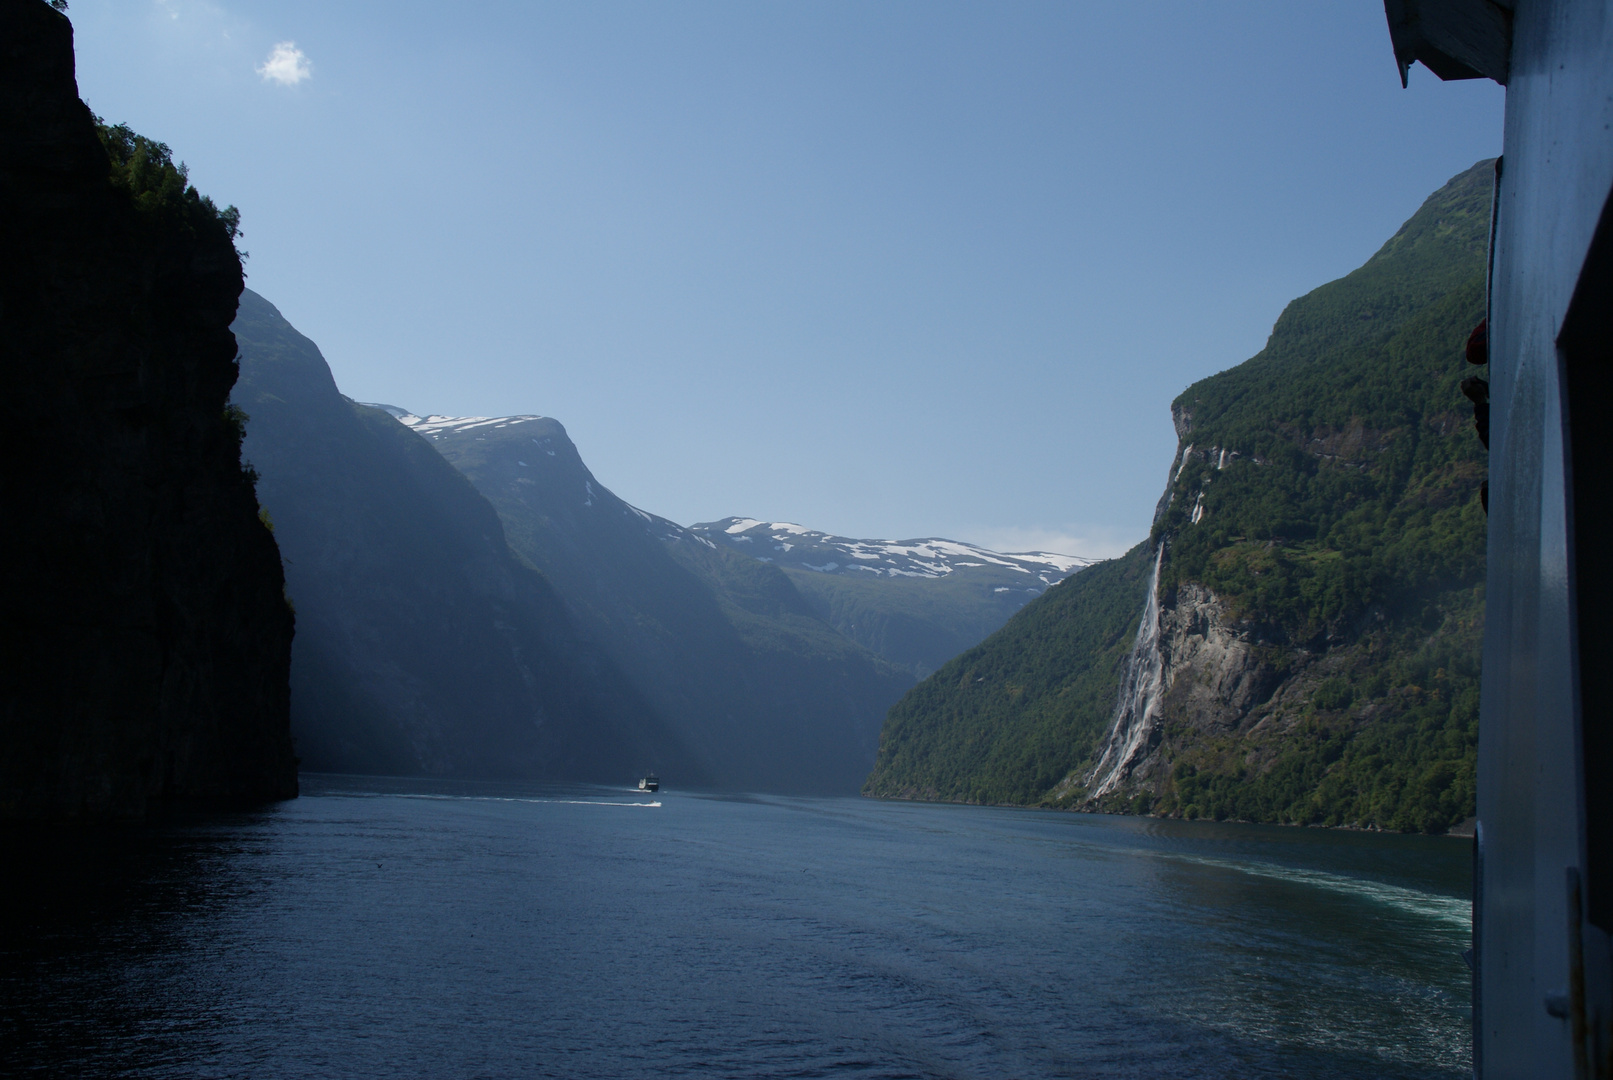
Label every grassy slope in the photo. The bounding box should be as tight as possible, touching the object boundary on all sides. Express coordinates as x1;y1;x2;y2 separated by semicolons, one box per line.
864;161;1492;831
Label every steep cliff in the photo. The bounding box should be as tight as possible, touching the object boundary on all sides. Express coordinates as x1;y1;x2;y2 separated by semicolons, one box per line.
866;161;1492;831
232;292;696;783
0;0;297;818
1080;162;1491;830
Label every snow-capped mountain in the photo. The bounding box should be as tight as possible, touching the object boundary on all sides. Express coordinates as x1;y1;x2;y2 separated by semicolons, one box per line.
690;517;1091;586
367;406;703;545
367;411;1091;591
370;406;1098;681
371;407;547;442
364;405;916;790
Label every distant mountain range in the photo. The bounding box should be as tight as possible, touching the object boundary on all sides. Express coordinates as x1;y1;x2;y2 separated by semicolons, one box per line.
689;518;1086;583
379;413;1090;682
688;519;1088;679
370;407;909;793
235;308;1101;793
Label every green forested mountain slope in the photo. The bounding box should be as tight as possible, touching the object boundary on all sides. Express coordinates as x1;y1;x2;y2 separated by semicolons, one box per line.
865;161;1493;831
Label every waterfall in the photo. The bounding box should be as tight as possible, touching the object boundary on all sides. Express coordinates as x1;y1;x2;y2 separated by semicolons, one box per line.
1086;544;1167;799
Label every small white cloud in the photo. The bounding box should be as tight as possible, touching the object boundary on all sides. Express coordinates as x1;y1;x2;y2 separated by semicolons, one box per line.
257;41;311;86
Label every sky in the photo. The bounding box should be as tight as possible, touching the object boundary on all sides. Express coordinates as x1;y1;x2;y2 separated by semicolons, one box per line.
65;1;1503;559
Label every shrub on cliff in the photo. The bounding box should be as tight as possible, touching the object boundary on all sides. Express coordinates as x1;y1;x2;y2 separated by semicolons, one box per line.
96;120;242;251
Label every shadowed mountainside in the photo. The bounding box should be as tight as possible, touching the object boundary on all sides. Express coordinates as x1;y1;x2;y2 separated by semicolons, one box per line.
1;0;296;818
400;414;914;794
232;292;697;784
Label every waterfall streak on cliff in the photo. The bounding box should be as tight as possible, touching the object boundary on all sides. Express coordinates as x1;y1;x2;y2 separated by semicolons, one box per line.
1086;545;1167;798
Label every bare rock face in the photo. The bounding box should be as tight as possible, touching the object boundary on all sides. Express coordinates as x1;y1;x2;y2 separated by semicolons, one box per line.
1090;579;1287;798
1156;584;1280;734
0;0;297;818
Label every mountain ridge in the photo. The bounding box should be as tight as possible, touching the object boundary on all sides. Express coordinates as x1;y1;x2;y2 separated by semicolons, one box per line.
690;517;1089;583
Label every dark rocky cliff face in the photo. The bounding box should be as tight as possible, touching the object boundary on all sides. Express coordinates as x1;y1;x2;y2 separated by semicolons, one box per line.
0;0;297;818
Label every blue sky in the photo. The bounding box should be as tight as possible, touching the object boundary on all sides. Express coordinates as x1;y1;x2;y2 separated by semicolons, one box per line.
66;1;1502;558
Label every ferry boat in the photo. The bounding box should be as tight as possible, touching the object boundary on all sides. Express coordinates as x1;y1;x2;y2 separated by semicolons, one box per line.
638;775;659;793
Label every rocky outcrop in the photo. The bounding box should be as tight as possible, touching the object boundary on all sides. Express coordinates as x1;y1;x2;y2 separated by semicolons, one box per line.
1155;584;1283;732
0;0;297;818
1082;575;1286;803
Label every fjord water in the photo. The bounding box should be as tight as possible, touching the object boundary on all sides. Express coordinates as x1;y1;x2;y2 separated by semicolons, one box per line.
1;777;1470;1078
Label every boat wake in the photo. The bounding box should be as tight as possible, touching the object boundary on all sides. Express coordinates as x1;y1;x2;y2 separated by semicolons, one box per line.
328;791;661;808
1159;849;1471;930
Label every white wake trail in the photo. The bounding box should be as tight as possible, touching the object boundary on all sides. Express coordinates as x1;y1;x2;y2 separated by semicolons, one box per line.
332;792;661;808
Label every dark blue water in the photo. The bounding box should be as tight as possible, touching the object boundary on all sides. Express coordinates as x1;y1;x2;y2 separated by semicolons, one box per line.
1;775;1472;1078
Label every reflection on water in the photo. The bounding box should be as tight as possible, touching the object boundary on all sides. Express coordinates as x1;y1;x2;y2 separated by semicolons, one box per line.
0;775;1471;1078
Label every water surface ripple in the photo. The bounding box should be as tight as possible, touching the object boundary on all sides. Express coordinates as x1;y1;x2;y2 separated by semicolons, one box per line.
0;774;1472;1078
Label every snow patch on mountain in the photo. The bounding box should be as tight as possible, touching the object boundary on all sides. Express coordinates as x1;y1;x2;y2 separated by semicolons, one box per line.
365;406;551;441
370;408;1091;589
690;517;1095;584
